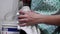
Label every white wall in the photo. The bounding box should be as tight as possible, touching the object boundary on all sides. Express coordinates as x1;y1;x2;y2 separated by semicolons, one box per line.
0;0;19;20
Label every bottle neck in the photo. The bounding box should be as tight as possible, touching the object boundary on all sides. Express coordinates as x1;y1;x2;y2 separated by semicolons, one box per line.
22;0;31;8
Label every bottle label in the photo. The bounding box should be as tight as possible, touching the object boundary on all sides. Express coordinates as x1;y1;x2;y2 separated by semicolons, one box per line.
1;28;19;34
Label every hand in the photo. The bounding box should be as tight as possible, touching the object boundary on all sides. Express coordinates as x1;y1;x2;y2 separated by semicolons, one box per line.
18;10;43;26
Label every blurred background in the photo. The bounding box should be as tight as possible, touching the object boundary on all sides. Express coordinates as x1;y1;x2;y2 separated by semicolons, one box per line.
0;0;23;34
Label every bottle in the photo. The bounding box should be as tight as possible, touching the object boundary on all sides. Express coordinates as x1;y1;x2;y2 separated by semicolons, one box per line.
18;6;41;34
1;0;19;34
17;6;32;34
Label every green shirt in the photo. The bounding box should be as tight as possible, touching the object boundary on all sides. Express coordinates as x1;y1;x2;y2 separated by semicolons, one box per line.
31;0;60;34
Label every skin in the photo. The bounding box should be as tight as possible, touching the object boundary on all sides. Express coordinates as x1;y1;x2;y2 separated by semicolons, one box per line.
18;10;60;26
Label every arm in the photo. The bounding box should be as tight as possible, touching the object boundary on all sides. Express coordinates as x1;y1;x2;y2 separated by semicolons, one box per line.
18;11;60;26
39;15;60;26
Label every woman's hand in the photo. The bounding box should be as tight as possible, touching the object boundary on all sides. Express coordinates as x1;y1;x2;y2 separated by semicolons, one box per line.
18;10;43;26
18;10;60;26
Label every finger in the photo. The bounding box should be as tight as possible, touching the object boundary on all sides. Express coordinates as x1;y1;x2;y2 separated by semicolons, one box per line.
19;21;30;26
18;19;28;22
19;22;33;26
18;20;27;24
19;10;30;15
18;21;25;24
19;11;26;15
19;10;23;14
18;15;27;19
19;23;26;27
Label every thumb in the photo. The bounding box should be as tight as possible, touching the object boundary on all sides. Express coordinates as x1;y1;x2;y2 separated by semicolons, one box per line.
19;10;29;15
19;10;26;15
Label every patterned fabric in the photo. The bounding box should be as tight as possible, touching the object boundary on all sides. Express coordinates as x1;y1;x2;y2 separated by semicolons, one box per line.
31;0;60;34
31;0;60;15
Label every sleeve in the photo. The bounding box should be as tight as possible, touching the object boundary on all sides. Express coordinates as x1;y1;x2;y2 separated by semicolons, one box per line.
31;0;60;15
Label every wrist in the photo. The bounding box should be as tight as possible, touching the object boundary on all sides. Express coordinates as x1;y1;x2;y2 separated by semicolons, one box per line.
38;15;48;23
37;15;60;25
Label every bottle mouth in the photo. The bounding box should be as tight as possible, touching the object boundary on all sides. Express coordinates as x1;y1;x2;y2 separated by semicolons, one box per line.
20;29;27;34
22;0;31;7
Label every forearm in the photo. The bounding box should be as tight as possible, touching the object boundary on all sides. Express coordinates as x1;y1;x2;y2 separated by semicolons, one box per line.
39;15;60;26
